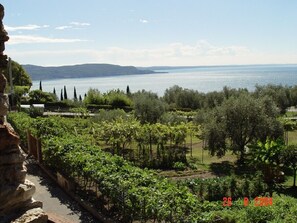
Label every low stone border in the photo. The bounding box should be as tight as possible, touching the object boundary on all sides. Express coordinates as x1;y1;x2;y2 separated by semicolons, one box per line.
36;163;116;223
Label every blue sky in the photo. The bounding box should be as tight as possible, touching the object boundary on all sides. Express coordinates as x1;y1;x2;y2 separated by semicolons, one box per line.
2;0;297;66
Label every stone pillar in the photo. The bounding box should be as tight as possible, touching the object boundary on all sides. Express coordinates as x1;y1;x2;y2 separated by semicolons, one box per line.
0;4;47;223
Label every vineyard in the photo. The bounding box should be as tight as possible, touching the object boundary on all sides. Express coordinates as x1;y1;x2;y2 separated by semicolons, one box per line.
8;112;297;222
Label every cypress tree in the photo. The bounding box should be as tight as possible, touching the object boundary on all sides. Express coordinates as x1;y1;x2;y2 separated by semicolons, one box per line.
63;86;68;100
79;95;82;102
126;85;131;95
53;87;56;95
74;87;78;101
60;89;64;101
39;80;42;91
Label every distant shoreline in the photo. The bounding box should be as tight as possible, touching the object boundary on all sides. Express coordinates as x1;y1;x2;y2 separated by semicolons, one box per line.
25;63;297;81
31;64;297;98
140;63;297;71
23;63;167;81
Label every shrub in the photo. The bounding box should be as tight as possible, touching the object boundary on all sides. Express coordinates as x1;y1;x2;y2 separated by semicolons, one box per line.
92;109;128;122
7;112;33;149
84;88;105;105
105;90;132;107
29;90;57;104
28;106;43;118
173;162;186;171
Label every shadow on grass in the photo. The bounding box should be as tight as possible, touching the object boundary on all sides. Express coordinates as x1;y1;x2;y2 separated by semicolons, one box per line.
209;161;235;176
275;185;297;198
209;160;258;176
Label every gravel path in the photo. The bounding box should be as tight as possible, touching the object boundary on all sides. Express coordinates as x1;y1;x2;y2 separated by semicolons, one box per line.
25;161;100;223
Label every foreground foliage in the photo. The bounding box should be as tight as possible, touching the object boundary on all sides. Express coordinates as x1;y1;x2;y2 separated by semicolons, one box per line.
8;112;297;222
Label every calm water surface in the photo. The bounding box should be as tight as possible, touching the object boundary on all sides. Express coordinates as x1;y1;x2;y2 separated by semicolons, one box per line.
32;65;297;98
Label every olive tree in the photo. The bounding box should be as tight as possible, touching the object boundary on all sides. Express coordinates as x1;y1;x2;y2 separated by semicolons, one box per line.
133;91;166;124
203;93;284;162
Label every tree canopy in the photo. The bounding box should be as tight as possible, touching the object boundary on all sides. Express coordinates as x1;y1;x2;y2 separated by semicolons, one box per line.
133;91;166;124
5;60;32;87
29;90;57;104
203;93;284;161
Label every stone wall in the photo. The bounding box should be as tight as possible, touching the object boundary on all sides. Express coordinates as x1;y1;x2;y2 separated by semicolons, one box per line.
0;4;47;223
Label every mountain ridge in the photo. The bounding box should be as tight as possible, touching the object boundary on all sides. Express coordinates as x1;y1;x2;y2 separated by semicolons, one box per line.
23;63;159;81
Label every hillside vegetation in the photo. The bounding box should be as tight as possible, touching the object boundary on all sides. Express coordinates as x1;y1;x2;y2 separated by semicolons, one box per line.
23;63;157;80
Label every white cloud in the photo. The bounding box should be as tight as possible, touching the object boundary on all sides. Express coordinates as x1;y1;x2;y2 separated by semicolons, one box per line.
5;24;49;32
139;19;148;24
55;22;90;31
70;22;91;26
55;26;72;30
6;40;297;66
8;35;87;44
86;41;251;65
89;42;296;66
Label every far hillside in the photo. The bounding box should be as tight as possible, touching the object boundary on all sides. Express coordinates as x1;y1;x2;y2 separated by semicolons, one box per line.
23;63;158;81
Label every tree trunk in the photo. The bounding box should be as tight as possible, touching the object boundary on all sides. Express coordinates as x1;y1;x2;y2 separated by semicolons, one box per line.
293;168;296;187
149;134;153;160
238;149;245;165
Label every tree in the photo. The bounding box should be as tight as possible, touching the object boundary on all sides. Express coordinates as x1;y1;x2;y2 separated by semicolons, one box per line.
60;89;63;101
203;108;227;157
13;86;30;106
281;145;297;187
176;89;204;110
74;86;78;101
5;60;32;87
29;90;57;104
205;91;225;109
251;139;285;184
5;61;32;105
63;86;68;100
254;84;291;114
39;81;42;91
133;91;166;124
53;87;56;96
79;95;82;102
163;85;183;107
280;118;297;145
126;85;131;95
105;90;132;107
84;88;105;105
204;93;283;162
163;85;204;110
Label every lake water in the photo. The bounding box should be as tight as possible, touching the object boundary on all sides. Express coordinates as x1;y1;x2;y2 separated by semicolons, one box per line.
31;64;297;99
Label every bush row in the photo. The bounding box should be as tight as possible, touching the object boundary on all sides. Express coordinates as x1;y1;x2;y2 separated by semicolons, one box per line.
43;135;201;222
181;173;268;201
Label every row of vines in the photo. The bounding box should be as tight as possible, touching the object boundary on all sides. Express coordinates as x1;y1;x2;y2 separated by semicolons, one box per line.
11;111;201;170
8;112;203;222
95;118;200;169
8;112;297;223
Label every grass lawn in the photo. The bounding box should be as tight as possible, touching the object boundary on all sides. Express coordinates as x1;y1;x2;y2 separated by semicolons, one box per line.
288;130;297;144
285;111;297;117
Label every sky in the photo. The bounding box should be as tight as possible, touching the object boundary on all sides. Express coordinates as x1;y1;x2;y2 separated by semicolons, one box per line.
1;0;297;67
